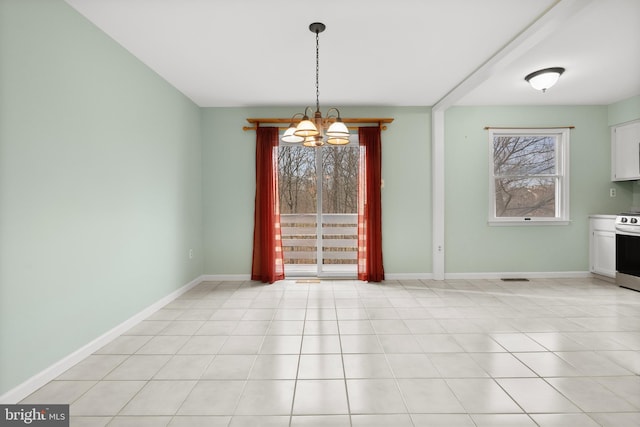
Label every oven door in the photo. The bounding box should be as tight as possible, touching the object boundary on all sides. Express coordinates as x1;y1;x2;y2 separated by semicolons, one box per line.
616;231;640;291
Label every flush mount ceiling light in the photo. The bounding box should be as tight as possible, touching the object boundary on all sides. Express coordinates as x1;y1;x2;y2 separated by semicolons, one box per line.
525;67;565;93
281;22;350;147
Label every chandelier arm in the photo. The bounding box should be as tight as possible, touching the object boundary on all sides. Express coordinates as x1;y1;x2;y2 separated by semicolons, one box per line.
325;107;342;119
303;106;314;118
288;112;305;123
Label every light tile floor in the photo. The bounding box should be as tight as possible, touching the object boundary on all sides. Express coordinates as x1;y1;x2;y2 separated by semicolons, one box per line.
21;277;640;426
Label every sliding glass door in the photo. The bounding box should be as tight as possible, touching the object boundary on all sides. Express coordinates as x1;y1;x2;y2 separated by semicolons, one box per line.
278;141;358;278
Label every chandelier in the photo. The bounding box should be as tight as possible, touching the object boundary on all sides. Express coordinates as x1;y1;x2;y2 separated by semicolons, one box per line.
281;22;350;147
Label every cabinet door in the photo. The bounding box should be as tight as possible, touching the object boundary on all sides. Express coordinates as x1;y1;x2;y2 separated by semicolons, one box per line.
592;230;616;278
612;121;640;181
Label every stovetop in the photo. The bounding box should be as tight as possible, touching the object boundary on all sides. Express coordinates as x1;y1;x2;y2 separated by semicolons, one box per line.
616;213;640;234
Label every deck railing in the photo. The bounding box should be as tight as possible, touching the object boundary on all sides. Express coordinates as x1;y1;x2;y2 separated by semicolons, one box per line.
280;213;357;264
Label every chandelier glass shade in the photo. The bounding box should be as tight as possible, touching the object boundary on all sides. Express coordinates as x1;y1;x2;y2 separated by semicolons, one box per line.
281;22;350;147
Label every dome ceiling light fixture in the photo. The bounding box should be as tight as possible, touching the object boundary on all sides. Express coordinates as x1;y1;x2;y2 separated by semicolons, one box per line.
524;67;565;93
281;22;350;147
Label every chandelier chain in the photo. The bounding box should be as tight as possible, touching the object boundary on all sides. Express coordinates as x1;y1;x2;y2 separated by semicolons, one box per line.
281;22;351;147
315;29;320;112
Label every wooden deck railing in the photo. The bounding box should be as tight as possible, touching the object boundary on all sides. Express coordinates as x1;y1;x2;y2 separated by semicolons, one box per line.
280;213;357;264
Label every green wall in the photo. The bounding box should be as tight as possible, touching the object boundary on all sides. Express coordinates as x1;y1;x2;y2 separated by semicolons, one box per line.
444;106;632;274
0;0;203;395
201;106;432;276
608;95;640;126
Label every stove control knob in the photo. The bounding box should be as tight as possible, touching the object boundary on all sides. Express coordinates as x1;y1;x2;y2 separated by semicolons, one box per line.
632;218;638;224
621;217;628;223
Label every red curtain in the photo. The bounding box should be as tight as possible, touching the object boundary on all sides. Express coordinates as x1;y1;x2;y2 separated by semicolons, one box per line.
251;126;285;283
358;126;384;282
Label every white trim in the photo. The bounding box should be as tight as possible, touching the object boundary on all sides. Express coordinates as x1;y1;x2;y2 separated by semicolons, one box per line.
431;109;446;281
385;273;434;280
488;220;571;226
0;275;205;404
201;274;252;282
444;271;591;280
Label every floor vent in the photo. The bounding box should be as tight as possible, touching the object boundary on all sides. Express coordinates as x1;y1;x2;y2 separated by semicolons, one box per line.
501;278;530;282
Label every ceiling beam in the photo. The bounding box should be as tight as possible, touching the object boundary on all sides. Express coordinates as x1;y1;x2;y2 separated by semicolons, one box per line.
433;0;595;111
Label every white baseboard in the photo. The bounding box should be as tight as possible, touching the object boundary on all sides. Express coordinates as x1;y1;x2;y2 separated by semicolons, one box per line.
382;271;591;281
385;273;434;280
0;275;205;404
201;274;252;282
200;272;592;281
444;271;591;280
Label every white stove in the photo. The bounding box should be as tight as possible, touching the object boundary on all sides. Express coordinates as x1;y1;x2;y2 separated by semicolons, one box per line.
615;213;640;235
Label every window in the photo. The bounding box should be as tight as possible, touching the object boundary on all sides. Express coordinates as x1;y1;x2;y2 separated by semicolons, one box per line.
489;128;570;225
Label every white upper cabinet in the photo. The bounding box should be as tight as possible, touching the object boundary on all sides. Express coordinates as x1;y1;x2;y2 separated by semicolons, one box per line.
612;120;640;181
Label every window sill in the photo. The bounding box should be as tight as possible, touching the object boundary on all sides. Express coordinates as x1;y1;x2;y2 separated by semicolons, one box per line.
488;219;570;226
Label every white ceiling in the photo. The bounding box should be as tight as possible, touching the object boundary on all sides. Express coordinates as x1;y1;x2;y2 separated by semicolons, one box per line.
65;0;640;108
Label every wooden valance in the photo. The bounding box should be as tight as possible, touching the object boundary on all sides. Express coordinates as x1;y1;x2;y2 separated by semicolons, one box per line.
243;117;394;132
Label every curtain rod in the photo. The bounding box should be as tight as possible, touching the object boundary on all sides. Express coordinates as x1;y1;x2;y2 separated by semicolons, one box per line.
243;125;386;132
484;126;575;130
243;117;394;132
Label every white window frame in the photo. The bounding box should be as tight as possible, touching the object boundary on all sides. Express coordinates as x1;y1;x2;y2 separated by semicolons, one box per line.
488;128;570;226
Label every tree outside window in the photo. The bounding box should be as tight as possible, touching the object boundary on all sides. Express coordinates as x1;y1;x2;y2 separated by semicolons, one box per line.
489;128;570;225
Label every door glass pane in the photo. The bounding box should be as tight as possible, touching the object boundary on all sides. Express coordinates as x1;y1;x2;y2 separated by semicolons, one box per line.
278;145;317;276
320;146;358;275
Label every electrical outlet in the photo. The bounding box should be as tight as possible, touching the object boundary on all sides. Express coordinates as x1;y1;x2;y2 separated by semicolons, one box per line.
610;188;616;197
189;249;194;259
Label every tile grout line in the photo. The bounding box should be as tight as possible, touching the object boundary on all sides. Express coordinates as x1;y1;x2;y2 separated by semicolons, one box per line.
334;283;354;427
172;283;230;421
136;281;230;423
374;283;418;427
288;282;310;427
227;281;291;421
